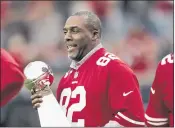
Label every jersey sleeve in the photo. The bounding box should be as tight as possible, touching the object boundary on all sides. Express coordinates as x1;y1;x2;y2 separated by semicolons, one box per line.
161;54;174;114
145;55;174;127
105;61;145;127
1;61;25;107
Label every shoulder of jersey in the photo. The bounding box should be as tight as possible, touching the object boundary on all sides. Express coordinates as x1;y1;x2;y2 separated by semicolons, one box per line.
107;54;134;74
160;53;174;65
110;56;125;66
1;48;19;67
158;53;174;71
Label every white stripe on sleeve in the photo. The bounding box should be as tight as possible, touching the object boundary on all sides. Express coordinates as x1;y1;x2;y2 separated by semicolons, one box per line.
145;114;168;122
117;112;145;126
147;121;168;126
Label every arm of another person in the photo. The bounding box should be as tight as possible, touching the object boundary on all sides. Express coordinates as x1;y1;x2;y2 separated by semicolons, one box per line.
145;54;174;127
1;61;24;107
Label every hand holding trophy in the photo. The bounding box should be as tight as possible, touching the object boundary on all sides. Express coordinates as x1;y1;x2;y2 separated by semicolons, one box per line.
24;61;70;127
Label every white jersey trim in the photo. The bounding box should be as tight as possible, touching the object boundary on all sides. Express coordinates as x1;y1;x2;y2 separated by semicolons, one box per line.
116;112;145;126
70;43;103;70
71;81;78;84
145;114;168;122
147;121;168;126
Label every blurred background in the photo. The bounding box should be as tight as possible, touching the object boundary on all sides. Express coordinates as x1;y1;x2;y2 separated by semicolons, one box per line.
0;1;174;127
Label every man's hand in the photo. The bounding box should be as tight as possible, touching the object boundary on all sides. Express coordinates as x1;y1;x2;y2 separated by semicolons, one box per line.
24;79;43;109
31;90;43;109
24;78;52;109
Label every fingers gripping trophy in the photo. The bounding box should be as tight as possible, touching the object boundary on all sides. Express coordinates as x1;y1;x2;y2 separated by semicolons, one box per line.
24;61;70;127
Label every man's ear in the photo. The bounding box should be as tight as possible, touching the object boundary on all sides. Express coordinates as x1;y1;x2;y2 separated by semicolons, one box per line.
91;30;99;41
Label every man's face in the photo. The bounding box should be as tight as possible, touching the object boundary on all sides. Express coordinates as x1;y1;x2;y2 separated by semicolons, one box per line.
63;16;93;61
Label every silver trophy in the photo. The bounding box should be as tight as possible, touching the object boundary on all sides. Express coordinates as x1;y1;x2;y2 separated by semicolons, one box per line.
24;61;70;127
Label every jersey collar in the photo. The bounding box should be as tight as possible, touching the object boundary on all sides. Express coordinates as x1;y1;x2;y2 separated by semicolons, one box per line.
70;43;103;70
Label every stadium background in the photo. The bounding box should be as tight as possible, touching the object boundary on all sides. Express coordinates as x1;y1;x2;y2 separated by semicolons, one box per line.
1;1;173;126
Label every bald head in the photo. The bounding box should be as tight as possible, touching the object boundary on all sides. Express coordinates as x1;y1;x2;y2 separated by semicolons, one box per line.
71;11;102;38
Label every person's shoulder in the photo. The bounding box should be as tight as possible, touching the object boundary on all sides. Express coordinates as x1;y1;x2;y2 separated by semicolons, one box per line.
1;48;19;67
157;53;174;72
108;53;132;69
106;52;134;75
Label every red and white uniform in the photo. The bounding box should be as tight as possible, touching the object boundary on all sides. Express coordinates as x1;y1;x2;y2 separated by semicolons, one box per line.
145;53;174;127
56;44;145;127
1;48;25;107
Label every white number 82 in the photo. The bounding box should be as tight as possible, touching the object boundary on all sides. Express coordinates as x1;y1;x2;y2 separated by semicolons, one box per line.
96;52;120;66
60;86;86;127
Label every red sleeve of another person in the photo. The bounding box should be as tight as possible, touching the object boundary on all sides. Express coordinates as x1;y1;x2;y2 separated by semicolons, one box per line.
145;54;174;127
1;49;25;107
105;60;145;127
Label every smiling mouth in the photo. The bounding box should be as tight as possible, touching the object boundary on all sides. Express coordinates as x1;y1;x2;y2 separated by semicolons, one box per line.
67;44;77;50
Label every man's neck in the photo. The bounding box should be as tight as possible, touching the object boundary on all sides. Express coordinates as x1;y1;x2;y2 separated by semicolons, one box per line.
70;43;103;70
76;42;100;62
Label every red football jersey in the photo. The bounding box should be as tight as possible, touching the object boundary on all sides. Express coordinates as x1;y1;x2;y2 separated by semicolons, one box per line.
145;53;174;127
56;44;145;127
1;48;25;107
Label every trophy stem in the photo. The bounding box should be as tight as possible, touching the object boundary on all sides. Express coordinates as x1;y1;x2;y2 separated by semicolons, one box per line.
37;93;71;127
